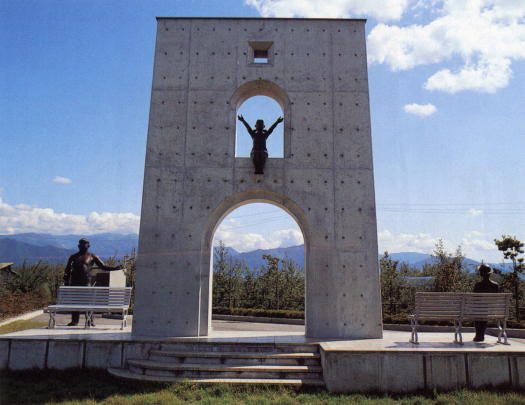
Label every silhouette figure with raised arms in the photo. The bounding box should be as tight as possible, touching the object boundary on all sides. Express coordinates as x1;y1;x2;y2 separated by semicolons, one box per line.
238;115;283;174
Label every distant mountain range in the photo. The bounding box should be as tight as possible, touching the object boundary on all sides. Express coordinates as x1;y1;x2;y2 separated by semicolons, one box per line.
218;245;304;270
0;232;512;271
0;233;138;264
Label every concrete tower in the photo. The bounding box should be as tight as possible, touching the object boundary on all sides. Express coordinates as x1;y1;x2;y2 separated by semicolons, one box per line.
133;17;383;339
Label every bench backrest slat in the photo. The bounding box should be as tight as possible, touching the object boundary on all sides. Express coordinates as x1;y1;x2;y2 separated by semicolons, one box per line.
57;286;132;307
415;293;463;318
463;293;511;319
414;292;511;320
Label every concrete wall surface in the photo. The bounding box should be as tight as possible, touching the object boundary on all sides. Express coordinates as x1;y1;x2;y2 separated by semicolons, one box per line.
134;17;382;339
3;337;525;395
321;349;525;393
0;339;128;371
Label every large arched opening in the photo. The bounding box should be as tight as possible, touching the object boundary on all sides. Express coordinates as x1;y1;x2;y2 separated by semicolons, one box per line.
201;191;310;336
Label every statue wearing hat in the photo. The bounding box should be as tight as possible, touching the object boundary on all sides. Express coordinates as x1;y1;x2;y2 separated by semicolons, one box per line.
473;263;499;342
238;115;284;174
63;238;123;326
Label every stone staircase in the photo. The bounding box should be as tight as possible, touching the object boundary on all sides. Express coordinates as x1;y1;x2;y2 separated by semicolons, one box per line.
108;341;324;386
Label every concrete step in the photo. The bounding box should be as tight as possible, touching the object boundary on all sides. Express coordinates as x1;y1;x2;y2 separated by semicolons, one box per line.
149;350;321;366
159;342;319;354
108;367;325;386
150;350;320;359
128;359;322;374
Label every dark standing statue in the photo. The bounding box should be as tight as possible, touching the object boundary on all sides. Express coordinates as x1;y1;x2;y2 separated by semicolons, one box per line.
63;238;123;326
238;115;284;174
473;263;499;342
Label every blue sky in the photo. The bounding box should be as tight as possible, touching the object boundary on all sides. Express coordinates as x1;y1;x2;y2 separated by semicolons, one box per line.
1;0;524;262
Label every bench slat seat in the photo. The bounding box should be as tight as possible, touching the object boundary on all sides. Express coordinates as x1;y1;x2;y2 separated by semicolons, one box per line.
45;286;132;330
409;292;511;345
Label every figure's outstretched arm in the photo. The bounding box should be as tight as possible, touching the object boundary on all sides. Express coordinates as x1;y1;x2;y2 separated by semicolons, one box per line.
237;115;254;135
266;116;284;136
93;255;123;271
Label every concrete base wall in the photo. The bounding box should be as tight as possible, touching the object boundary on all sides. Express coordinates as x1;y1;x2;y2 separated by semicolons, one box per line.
321;349;525;392
0;339;161;371
3;336;525;394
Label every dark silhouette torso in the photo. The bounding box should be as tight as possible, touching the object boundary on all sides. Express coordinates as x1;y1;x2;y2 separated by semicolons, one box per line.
65;252;104;286
473;279;499;293
251;130;270;152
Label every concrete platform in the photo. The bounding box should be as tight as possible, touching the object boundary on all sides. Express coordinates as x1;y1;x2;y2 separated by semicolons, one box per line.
1;318;524;392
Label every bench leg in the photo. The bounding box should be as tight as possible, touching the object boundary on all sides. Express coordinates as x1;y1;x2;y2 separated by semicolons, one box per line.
456;320;463;345
498;320;509;345
409;318;418;344
454;320;463;344
47;312;56;329
84;312;94;329
121;310;128;330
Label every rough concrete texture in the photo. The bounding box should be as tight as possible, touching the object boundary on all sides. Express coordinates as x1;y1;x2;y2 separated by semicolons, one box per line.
85;342;123;369
47;341;84;369
0;340;8;369
425;353;467;390
467;354;512;388
321;350;525;393
8;340;47;370
133;17;382;339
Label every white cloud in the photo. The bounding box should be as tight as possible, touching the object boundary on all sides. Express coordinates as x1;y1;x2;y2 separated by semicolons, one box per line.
378;229;444;253
272;229;304;247
403;103;437;116
245;0;410;21
0;197;139;234
52;176;72;184
466;230;485;238
467;208;483;217
214;219;303;252
379;229;502;262
368;1;525;93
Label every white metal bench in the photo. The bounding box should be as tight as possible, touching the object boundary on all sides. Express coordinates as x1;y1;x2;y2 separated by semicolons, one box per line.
409;292;511;344
45;286;132;330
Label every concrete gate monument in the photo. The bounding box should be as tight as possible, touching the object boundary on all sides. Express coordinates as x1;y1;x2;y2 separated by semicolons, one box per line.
133;17;383;339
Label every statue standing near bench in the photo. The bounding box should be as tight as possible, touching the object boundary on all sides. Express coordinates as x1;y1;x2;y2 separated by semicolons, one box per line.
473;263;499;342
63;238;123;326
238;115;283;174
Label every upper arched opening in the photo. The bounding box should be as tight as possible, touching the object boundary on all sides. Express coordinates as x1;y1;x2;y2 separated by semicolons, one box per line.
231;80;290;159
235;96;283;157
230;80;290;111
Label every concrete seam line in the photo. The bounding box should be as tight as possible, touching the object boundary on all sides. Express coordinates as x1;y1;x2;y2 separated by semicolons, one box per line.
0;309;45;327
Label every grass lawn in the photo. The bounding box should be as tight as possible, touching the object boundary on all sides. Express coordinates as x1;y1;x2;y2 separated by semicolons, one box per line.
0;319;47;335
1;369;525;405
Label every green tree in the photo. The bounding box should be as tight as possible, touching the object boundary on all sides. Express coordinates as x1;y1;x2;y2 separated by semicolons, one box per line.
430;240;469;292
495;235;525;321
213;241;230;308
379;252;401;315
280;256;305;311
212;241;244;309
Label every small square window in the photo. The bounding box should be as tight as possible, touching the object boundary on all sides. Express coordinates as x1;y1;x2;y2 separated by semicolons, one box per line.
249;41;273;65
253;49;268;63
